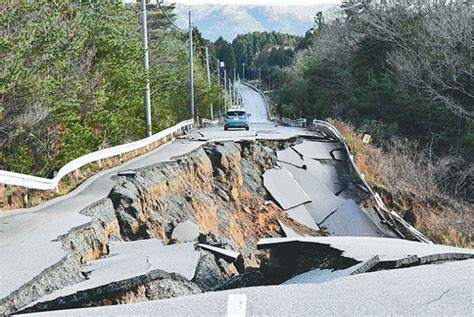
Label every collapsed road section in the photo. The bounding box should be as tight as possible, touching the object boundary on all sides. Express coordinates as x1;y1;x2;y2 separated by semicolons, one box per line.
3;132;473;315
2;136;320;315
1;84;472;315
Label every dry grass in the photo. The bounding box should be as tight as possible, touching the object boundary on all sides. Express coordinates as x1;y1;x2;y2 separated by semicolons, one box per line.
328;119;473;248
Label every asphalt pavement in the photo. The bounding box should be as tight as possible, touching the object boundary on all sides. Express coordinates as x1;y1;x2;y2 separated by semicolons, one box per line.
4;83;473;316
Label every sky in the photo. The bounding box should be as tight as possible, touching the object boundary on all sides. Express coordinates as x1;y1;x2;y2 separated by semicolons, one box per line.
166;0;340;5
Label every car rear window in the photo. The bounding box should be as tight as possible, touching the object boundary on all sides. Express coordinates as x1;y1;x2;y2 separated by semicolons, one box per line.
227;111;246;116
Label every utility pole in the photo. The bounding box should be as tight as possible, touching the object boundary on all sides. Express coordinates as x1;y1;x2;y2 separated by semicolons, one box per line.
205;47;211;86
228;78;232;108
205;46;213;120
242;63;245;81
233;68;237;106
223;69;227;113
217;59;220;87
237;73;241;107
188;11;195;119
141;0;152;137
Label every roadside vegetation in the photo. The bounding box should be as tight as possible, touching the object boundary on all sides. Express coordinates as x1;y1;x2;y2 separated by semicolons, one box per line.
0;1;222;177
281;2;471;201
330;119;472;247
223;1;472;246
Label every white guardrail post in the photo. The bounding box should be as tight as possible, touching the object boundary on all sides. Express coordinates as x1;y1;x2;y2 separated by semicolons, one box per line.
0;119;194;190
313;119;432;244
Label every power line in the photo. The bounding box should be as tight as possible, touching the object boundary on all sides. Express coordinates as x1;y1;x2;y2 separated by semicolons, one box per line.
156;1;186;32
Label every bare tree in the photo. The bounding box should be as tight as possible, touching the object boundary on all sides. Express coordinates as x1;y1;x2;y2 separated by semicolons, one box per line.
355;2;473;118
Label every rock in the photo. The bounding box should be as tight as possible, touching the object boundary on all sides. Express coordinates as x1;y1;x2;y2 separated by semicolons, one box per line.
192;251;228;291
216;187;230;202
171;220;200;243
217;258;239;277
214;268;266;291
262;168;311;210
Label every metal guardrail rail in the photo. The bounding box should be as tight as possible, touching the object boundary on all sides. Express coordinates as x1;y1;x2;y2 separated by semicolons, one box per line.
0;119;194;190
313;119;433;244
241;82;274;121
281;117;307;127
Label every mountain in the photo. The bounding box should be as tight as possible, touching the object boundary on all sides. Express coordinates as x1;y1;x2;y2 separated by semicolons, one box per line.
174;4;336;41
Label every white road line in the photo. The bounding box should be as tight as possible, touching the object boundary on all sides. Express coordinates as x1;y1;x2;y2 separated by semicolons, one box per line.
226;294;247;317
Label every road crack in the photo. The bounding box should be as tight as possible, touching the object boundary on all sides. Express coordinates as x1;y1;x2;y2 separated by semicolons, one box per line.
424;288;451;305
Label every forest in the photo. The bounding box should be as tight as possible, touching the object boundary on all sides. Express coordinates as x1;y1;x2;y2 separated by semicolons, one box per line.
217;1;472;202
1;1;472;204
0;1;221;177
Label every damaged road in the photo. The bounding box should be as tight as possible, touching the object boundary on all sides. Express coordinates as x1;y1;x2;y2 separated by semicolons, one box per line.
1;83;473;316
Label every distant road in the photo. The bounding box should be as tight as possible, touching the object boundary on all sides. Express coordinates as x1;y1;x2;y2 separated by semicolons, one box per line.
237;82;272;125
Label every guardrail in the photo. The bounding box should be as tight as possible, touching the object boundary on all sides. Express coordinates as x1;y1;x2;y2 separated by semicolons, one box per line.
281;117;307;127
241;82;274;121
313;119;433;244
0;119;194;190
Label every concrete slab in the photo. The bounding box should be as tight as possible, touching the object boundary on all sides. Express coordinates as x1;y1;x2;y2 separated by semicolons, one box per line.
285;205;320;231
171;220;200;243
303;158;347;194
24;240;200;308
282;256;379;285
262;169;311;210
280;163;344;223
292;140;341;160
27;260;474;316
278;220;302;238
276;148;304;167
196;244;240;263
257;236;474;264
320;200;383;237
